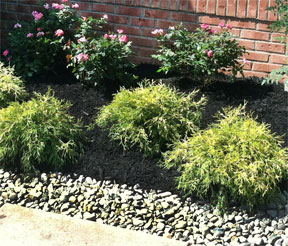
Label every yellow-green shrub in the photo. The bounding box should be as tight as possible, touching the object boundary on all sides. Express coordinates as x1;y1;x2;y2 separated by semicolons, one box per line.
0;62;27;108
96;81;207;156
0;90;86;174
163;104;288;208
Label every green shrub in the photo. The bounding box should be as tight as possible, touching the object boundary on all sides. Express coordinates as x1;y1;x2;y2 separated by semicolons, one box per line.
0;62;27;108
96;81;207;156
0;90;86;174
163;104;288;209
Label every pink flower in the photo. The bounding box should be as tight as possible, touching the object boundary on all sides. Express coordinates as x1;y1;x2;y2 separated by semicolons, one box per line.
52;3;64;10
7;57;12;62
119;35;128;43
14;23;22;28
103;14;108;19
226;24;232;30
2;50;9;57
55;29;64;36
82;17;88;21
242;58;250;65
78;37;87;43
32;11;43;21
104;34;109;39
109;34;117;40
44;3;49;9
201;24;210;30
208;28;217;34
83;54;89;61
37;27;41;31
206;50;213;58
76;53;83;62
151;29;164;35
62;0;68;2
37;31;45;37
72;3;79;9
117;29;124;34
27;33;34;38
218;22;225;28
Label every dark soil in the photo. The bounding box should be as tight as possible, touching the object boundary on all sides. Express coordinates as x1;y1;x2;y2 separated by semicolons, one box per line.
26;65;288;196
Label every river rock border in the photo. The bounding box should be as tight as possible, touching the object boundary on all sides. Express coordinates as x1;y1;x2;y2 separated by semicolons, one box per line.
1;169;288;246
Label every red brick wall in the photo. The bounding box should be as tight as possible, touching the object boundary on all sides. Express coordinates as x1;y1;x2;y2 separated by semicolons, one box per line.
1;0;287;78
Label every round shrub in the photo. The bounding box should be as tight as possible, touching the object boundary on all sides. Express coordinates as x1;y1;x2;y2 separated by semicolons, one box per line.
0;90;86;174
96;81;207;156
0;62;27;108
163;104;288;208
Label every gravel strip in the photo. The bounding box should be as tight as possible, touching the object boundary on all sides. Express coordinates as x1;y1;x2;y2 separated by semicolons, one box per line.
1;168;288;246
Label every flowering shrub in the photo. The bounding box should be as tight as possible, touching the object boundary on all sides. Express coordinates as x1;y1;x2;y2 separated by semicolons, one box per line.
262;0;288;86
163;104;288;209
66;16;135;91
6;0;78;78
0;90;86;174
96;81;207;156
0;62;28;108
152;23;246;84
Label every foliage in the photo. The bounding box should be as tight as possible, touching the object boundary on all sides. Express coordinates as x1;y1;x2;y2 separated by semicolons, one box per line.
263;0;288;86
66;17;135;91
163;104;288;209
96;81;207;156
0;62;28;108
5;0;78;79
0;90;86;174
152;23;246;84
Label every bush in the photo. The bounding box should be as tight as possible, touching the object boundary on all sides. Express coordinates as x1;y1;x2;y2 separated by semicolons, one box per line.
6;1;78;78
0;62;27;108
66;17;135;91
96;81;207;156
0;90;86;174
152;23;246;84
163;104;288;209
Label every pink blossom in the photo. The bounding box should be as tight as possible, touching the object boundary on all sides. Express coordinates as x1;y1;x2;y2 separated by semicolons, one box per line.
61;0;68;2
72;3;79;9
206;50;213;58
226;24;232;30
82;17;88;21
242;58;250;65
104;34;109;39
32;11;43;21
151;29;164;35
27;33;34;38
208;28;217;34
119;35;128;43
37;27;41;31
78;37;88;43
103;14;108;19
76;53;83;62
7;57;12;62
218;22;225;28
14;23;22;28
37;31;45;37
117;29;124;34
201;24;210;30
109;34;117;40
44;3;49;9
55;29;64;36
83;54;89;61
52;3;64;10
2;50;9;57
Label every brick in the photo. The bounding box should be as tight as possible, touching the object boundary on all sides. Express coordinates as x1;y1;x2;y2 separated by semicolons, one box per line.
207;0;216;14
199;16;226;25
157;20;180;29
253;63;282;72
184;23;198;31
243;70;268;78
118;6;142;16
257;23;271;32
105;15;130;24
129;36;157;47
151;0;160;8
179;0;188;11
247;0;257;18
268;1;278;21
271;33;287;43
78;3;91;11
258;0;268;20
228;20;256;29
197;0;207;13
144;9;169;19
231;29;241;37
131;17;155;27
169;0;178;10
132;46;157;57
270;54;288;65
142;28;158;38
130;55;154;64
141;0;151;7
256;42;286;54
227;0;236;17
246;51;269;62
188;0;197;12
237;0;247;18
216;0;226;16
93;4;115;13
115;25;142;36
170;12;197;22
160;0;169;9
241;30;270;41
236;39;255;50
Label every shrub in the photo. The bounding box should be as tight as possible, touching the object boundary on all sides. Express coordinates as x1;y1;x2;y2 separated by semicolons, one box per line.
66;17;135;91
152;23;246;84
96;81;207;156
6;0;78;78
0;90;86;174
163;104;288;209
0;62;27;108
